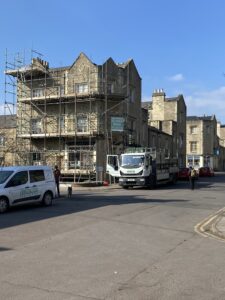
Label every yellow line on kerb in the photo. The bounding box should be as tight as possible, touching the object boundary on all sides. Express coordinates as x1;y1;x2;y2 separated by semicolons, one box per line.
194;207;225;242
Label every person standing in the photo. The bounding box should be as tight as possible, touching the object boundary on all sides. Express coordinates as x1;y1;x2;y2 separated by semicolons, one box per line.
54;165;61;197
189;166;197;190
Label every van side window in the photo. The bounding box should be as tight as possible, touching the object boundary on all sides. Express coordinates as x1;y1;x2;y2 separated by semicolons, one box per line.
5;171;28;188
30;170;45;183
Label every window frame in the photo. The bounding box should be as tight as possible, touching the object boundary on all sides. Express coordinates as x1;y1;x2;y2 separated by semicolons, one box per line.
190;141;197;152
190;126;198;134
31;118;42;134
77;115;89;133
32;88;45;98
75;83;88;94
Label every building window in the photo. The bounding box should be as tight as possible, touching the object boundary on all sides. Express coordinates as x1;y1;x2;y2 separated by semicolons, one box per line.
107;83;114;94
75;83;88;94
77;115;88;133
187;155;200;168
190;141;197;152
0;136;5;146
68;151;80;169
190;126;197;134
31;119;42;134
32;152;41;161
68;148;93;170
32;88;45;98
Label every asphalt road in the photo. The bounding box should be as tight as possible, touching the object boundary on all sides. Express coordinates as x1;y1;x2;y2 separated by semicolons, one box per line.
1;174;225;300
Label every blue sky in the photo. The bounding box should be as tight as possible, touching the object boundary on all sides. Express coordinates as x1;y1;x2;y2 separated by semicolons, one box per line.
0;0;225;122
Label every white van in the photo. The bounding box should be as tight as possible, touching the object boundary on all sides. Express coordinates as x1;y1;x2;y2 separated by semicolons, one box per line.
0;166;56;213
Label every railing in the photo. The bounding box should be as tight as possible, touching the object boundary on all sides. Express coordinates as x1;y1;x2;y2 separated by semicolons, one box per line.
19;83;125;100
17;114;104;136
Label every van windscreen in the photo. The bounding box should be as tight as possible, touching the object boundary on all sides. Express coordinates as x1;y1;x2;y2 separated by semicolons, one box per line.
0;171;14;184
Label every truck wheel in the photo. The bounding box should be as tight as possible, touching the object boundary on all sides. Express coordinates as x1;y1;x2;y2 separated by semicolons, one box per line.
0;197;9;213
42;192;53;206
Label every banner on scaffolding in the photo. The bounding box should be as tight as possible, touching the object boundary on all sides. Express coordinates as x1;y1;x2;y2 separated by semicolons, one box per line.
111;117;124;132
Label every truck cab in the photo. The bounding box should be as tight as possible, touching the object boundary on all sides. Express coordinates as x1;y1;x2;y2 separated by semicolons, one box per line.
107;147;178;188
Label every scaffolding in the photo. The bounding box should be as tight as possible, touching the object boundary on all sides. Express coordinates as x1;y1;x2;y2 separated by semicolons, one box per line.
4;50;133;181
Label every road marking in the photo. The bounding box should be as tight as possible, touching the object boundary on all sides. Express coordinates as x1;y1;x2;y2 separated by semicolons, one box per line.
195;207;225;242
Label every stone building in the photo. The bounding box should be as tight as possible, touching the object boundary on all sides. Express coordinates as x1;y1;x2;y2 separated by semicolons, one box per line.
141;103;173;157
217;123;225;170
6;53;142;180
186;115;220;169
0;115;17;166
145;90;186;167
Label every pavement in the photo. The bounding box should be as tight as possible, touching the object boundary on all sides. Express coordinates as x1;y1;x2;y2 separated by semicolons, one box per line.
60;182;120;192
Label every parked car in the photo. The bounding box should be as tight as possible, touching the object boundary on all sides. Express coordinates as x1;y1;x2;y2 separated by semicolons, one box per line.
0;166;56;213
178;167;190;180
198;167;214;177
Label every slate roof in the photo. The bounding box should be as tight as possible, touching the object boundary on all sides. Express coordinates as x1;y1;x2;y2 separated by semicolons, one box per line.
141;101;150;110
165;96;180;102
187;115;215;121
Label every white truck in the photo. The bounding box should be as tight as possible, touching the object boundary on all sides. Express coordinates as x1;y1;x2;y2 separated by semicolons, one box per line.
107;147;178;188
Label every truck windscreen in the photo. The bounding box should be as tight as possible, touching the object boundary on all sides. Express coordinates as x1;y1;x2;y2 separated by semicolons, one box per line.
121;155;144;168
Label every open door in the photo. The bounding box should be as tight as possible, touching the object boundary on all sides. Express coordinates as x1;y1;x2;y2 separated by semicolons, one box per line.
106;155;120;177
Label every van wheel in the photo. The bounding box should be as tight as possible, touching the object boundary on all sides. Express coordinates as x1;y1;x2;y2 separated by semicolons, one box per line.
0;197;9;213
42;192;53;206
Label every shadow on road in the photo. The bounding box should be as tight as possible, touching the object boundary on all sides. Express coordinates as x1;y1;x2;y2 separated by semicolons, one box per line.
0;173;224;230
0;193;189;230
174;172;225;190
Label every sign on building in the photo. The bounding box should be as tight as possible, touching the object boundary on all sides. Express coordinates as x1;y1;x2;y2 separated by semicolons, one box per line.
111;117;124;132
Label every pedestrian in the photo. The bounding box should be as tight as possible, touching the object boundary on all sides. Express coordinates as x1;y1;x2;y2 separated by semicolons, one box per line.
54;165;61;197
189;166;197;190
